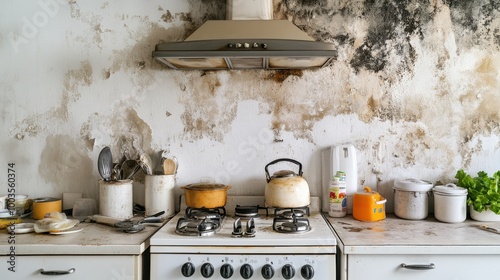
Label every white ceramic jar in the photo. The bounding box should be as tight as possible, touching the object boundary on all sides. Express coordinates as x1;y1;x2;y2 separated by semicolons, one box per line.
393;178;433;220
433;183;467;223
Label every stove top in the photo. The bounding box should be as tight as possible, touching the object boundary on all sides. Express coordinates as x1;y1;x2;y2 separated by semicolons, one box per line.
150;196;336;253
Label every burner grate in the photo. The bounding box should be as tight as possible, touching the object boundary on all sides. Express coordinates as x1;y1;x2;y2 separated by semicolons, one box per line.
272;206;312;234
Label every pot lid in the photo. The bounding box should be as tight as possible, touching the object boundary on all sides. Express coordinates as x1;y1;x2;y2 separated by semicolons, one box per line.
355;186;380;197
272;170;297;178
182;183;231;191
433;183;467;196
393;178;433;192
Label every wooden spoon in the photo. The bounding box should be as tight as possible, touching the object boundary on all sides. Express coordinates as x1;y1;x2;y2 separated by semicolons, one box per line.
162;158;176;175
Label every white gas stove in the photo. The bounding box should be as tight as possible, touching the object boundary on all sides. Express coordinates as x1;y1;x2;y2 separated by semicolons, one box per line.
150;196;336;279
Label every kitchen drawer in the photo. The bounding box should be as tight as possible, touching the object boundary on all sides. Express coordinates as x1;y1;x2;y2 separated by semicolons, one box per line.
0;255;141;279
348;254;500;279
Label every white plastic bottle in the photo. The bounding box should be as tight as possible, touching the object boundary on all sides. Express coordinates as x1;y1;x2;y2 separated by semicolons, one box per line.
329;175;347;217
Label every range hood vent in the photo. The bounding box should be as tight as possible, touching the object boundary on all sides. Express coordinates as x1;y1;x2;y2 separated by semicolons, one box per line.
153;20;337;70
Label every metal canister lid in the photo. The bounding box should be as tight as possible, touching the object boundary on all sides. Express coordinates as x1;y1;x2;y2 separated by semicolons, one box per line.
393;178;433;192
433;183;467;196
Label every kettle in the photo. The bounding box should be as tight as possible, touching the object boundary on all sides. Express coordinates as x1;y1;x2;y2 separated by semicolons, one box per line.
352;186;386;222
264;158;311;208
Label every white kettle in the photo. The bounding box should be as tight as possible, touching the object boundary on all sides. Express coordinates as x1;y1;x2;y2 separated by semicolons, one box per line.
264;158;311;208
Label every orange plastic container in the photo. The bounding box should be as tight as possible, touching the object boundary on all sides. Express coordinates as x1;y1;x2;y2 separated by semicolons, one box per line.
353;186;386;222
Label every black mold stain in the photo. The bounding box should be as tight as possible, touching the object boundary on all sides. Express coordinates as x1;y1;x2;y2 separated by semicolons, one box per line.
446;0;500;50
350;0;432;74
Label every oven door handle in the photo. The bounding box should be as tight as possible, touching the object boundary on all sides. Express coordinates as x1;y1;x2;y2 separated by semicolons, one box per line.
401;263;435;270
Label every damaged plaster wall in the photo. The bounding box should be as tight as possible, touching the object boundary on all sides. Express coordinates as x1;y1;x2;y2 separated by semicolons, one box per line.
1;0;499;212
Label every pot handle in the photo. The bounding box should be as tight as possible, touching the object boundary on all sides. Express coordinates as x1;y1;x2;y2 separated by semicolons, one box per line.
265;158;303;182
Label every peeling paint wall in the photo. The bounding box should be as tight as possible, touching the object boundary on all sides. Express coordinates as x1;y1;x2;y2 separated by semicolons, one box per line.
1;0;499;212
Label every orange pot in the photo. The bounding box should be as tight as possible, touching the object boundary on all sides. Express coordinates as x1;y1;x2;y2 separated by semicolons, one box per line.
353;187;386;222
182;184;231;209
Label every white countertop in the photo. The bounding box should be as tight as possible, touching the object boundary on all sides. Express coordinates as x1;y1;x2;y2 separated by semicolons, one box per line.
326;214;500;255
0;218;166;255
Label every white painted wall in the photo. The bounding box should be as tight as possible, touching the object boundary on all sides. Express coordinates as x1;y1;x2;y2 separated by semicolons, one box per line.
1;0;499;213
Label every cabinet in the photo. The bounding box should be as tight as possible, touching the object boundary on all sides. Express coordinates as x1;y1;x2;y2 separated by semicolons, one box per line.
0;255;138;279
325;214;500;280
0;221;161;279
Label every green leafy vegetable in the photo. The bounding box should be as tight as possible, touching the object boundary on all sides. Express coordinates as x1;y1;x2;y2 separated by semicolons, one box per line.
455;169;500;214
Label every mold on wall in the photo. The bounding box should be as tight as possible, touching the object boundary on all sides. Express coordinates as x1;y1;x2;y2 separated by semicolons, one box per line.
1;0;499;206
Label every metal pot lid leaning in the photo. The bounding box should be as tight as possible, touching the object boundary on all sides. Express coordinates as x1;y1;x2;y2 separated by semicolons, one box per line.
393;178;433;192
433;183;467;196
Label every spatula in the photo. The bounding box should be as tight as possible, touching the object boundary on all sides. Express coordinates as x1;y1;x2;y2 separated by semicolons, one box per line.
162;158;176;175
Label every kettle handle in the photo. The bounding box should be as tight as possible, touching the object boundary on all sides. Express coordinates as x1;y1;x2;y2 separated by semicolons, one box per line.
265;158;303;182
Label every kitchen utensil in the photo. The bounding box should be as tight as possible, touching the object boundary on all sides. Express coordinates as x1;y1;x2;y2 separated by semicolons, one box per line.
32;197;62;220
145;174;176;218
321;144;358;213
477;225;500;235
393;178;433;220
162;158;176;175
121;159;140;180
97;146;113;181
181;183;232;208
99;179;133;219
264;158;310;208
352;186;386;222
139;153;153;175
433;183;467;223
111;162;122;180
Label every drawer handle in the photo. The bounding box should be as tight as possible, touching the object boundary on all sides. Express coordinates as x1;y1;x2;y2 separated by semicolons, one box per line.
401;263;435;270
39;268;76;275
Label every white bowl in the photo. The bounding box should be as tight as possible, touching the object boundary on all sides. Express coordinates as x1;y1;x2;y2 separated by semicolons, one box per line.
470;205;500;222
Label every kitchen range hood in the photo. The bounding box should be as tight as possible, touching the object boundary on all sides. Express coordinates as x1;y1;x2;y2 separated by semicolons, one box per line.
152;20;337;70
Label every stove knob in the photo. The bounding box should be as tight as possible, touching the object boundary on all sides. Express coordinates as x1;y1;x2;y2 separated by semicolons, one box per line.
220;264;234;279
201;263;214;278
281;264;295;280
181;262;195;277
301;264;315;279
261;264;275;279
240;264;254;279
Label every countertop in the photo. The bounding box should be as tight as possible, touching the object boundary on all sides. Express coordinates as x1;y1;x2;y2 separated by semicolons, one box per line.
0;217;166;255
325;214;500;255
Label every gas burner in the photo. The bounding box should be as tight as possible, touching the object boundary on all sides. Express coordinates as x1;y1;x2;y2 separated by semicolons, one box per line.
175;207;225;236
185;207;226;219
175;217;221;237
272;206;312;234
273;216;312;234
274;206;310;218
234;205;269;218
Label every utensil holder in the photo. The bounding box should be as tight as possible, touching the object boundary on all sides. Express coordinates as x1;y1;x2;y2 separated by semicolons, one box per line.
145;175;175;218
99;179;133;219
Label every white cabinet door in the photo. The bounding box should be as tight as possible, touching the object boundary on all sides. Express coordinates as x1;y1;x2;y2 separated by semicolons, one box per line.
0;255;140;280
348;254;500;280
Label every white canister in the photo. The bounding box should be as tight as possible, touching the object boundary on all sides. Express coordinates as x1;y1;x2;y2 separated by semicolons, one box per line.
99;179;133;219
433;184;467;223
393;178;433;220
145;175;175;218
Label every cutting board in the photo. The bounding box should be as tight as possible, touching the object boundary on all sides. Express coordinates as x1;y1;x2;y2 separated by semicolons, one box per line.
321;144;358;213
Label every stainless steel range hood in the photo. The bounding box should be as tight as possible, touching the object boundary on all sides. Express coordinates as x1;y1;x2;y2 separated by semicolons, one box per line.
152;20;337;70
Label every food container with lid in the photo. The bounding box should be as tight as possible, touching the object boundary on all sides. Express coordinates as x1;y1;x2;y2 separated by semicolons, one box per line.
353;186;386;222
393;178;433;220
433;183;467;223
